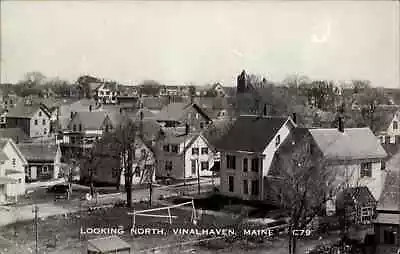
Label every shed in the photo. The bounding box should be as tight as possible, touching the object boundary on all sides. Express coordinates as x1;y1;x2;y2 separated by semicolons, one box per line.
87;236;131;254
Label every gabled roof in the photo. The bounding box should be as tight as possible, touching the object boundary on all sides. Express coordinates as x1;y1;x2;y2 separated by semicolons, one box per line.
309;128;387;160
215;115;290;153
17;142;58;162
336;186;377;208
0;138;28;165
0;128;29;143
5;104;50;119
0;150;8;161
156;102;211;122
378;151;400;211
70;111;110;130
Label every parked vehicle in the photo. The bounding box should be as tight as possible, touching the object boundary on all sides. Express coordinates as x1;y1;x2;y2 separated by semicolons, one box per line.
47;183;69;193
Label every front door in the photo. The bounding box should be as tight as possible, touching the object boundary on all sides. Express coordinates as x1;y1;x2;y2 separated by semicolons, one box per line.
31;166;37;180
0;185;6;203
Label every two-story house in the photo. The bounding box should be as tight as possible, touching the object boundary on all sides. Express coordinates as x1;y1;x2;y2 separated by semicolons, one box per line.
215;114;296;201
17;142;62;182
2;102;51;138
373;153;400;251
308;123;388;202
62;111;113;156
377;109;400;144
156;102;212;132
0;138;27;203
156;131;217;180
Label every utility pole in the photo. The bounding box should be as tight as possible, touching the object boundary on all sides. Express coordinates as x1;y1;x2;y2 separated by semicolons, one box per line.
32;205;39;254
183;123;189;187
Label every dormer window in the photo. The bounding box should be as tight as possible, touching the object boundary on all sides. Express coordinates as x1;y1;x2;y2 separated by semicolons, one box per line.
275;135;281;146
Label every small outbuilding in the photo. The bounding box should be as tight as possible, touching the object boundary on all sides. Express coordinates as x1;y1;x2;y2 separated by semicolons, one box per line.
87;236;131;254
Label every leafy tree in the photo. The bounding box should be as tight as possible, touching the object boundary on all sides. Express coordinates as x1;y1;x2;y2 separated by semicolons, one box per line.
268;134;336;254
76;75;101;98
138;80;162;96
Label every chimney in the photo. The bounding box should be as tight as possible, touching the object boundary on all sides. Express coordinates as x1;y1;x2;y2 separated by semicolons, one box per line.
292;113;297;124
185;123;190;135
338;116;344;133
89;105;92;112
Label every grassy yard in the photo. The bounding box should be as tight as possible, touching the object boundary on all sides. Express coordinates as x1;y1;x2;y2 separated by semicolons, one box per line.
0;200;336;254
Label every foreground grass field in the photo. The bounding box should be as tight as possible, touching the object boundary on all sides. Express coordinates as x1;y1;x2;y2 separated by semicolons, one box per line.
0;202;337;254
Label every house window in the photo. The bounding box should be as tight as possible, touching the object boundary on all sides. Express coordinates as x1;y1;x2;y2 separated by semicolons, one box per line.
228;176;234;192
163;145;170;152
381;161;386;170
200;122;204;129
251;180;259;196
383;230;396;244
18;179;22;184
34;119;38;125
42;119;46;125
73;124;77;132
12;158;16;167
360;162;372;177
112;168;119;178
141;149;146;158
201;148;208;155
165;161;172;171
191;160;197;175
42;166;49;174
201;161;209;171
275;135;281;146
39;111;42;117
79;124;82;131
251;158;259;172
360;207;373;224
226;155;236;169
134;167;140;177
393;121;398;130
192;148;199;155
243;158;248;172
243;180;248;195
171;145;179;153
44;128;47;135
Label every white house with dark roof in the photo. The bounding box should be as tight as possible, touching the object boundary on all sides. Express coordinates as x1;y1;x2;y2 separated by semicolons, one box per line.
156;131;217;180
308;126;388;201
156;102;212;132
215;114;296;201
0;138;27;203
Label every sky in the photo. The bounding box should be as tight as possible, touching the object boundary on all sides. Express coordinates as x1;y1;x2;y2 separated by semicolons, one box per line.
1;1;399;88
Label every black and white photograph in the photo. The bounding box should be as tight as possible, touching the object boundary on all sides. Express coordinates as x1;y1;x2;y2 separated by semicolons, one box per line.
0;1;399;253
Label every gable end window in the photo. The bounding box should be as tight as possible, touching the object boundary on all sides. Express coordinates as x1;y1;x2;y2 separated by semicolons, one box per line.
171;145;179;153
393;121;398;130
34;119;38;125
275;135;281;146
38;111;42;117
360;162;372;177
192;148;199;155
201;147;208;155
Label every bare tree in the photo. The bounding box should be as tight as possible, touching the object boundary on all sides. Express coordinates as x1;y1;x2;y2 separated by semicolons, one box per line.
268;137;336;254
